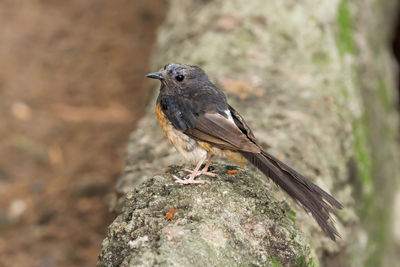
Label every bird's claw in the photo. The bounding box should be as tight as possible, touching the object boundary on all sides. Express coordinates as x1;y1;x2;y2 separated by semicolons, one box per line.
172;175;208;185
182;168;217;178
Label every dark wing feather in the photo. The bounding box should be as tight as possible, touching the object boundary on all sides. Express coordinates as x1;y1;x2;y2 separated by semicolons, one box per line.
185;112;260;153
262;152;343;210
228;105;257;142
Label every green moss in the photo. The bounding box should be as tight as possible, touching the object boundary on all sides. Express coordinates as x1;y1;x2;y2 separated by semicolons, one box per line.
378;78;390;112
296;257;306;267
271;257;281;267
353;76;395;267
364;211;389;267
352;119;373;198
362;78;394;266
295;257;315;267
336;0;354;55
287;208;296;224
309;258;316;267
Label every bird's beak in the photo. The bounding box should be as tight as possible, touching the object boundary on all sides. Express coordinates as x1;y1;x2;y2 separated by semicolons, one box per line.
145;72;164;80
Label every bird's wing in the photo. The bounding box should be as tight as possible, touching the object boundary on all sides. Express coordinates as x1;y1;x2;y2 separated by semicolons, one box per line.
185;112;260;153
228;105;257;143
159;94;260;153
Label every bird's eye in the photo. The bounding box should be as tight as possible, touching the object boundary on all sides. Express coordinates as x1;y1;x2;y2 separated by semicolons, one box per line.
175;75;184;82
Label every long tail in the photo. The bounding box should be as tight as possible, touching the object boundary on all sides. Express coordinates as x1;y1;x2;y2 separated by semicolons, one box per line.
240;150;343;241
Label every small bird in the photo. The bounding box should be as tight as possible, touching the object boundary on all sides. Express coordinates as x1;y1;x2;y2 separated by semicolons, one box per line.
146;63;342;241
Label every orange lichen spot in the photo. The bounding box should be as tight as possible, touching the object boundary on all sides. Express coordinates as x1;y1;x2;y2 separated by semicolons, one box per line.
166;209;178;220
227;170;242;175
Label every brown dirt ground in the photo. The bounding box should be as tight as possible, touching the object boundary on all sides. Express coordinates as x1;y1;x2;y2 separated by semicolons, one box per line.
0;1;165;266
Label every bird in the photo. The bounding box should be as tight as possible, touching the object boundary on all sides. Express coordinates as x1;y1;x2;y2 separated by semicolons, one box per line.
146;63;343;241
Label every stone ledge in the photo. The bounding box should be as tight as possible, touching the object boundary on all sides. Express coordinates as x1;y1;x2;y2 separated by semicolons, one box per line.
98;163;312;267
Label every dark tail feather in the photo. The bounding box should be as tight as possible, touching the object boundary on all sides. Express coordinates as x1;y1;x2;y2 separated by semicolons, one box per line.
240;150;343;241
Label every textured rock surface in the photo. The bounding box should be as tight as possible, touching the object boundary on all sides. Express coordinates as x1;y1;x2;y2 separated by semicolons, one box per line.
99;0;399;266
99;164;312;266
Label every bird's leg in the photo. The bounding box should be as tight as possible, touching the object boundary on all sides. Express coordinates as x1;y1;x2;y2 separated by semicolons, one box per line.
173;154;209;184
183;154;216;177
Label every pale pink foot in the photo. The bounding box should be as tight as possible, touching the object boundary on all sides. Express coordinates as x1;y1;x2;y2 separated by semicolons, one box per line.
171;154;215;185
172;175;208;185
182;168;217;178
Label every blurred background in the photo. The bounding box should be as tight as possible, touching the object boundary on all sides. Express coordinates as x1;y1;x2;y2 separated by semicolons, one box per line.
0;1;399;267
0;1;165;266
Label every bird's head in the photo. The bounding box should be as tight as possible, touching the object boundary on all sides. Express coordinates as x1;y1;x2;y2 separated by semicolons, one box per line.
146;63;210;91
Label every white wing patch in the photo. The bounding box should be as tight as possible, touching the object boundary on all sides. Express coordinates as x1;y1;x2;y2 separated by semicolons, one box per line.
224;110;235;124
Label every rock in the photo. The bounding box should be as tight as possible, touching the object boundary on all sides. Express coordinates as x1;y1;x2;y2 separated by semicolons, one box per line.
98;164;312;266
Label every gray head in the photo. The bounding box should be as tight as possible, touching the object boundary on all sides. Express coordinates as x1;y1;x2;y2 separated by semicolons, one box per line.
146;63;210;90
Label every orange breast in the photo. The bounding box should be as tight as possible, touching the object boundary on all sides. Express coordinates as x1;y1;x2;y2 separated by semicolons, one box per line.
156;103;194;151
156;103;206;163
